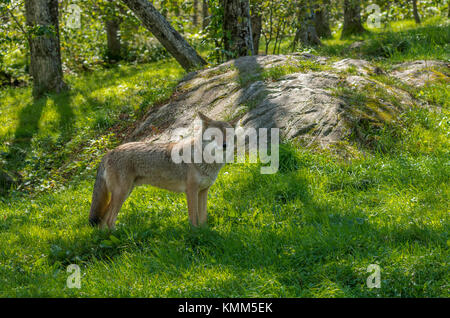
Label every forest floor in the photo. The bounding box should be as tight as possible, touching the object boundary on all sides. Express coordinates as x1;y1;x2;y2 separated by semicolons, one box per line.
0;19;448;297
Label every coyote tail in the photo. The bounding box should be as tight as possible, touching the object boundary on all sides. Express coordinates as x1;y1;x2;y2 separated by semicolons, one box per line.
89;161;109;226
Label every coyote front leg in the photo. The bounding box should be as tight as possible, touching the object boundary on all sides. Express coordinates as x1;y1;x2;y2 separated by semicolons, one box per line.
198;187;209;227
186;186;199;227
103;189;128;229
101;178;133;230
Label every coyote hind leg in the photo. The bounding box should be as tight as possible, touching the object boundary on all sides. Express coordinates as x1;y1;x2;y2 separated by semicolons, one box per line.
186;186;199;227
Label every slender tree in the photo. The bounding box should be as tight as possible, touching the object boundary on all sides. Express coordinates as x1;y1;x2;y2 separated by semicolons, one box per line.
341;0;365;39
25;0;67;98
105;1;122;61
106;19;121;61
193;0;199;27
412;0;421;24
293;0;321;48
223;0;254;59
121;0;206;70
171;0;181;17
250;0;262;54
314;1;332;38
202;0;209;30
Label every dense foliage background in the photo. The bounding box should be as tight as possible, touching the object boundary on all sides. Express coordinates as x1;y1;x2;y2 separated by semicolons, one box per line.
1;0;449;85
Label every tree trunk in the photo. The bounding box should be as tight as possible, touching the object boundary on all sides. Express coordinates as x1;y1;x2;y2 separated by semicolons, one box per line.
264;0;274;55
106;15;122;61
384;1;391;28
314;3;332;38
25;0;67;98
202;0;209;30
223;0;254;59
341;0;365;39
193;0;199;27
293;1;321;48
171;0;180;17
412;0;421;24
250;0;262;54
122;0;206;70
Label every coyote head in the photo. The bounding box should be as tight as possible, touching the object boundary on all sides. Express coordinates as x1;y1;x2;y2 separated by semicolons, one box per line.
171;112;238;164
197;112;234;150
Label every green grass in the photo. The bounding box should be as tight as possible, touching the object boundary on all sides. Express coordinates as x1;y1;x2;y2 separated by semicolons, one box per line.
267;17;449;66
1;129;448;297
0;18;449;297
0;59;184;191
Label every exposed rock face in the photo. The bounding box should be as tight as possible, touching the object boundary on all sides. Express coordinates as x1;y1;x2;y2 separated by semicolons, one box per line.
129;54;448;148
239;71;347;145
390;60;448;87
332;58;375;75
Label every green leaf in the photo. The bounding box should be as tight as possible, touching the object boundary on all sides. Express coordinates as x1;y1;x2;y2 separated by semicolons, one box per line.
109;234;120;244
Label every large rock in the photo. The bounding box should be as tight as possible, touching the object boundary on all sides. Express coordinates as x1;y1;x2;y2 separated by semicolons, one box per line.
332;58;376;75
390;60;448;87
129;54;448;148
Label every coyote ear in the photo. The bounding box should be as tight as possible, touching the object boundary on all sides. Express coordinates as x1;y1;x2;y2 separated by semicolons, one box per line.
198;112;212;124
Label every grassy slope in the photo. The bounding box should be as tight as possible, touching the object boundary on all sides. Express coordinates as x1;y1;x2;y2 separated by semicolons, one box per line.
0;19;449;297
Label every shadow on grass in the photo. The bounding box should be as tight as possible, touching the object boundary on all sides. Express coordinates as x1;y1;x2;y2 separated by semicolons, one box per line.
37;168;447;297
5;97;46;167
5;91;75;172
3;63;157;174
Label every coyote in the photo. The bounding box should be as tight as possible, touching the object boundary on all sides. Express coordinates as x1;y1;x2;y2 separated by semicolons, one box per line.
89;112;232;229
